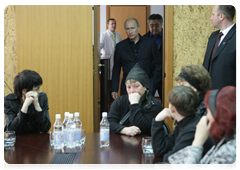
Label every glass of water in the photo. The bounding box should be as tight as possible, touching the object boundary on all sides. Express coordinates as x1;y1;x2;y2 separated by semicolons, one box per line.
49;131;54;146
142;137;154;155
80;129;86;145
4;131;16;147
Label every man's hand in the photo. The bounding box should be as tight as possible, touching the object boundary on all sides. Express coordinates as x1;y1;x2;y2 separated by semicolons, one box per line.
155;108;173;121
128;92;141;104
192;116;212;146
120;126;141;136
111;92;118;100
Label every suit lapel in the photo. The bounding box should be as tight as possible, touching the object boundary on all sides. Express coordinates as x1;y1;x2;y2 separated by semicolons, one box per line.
137;36;147;60
213;25;236;61
107;31;114;51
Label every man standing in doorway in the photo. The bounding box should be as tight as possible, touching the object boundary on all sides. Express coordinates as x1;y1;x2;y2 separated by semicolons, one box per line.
99;18;122;80
144;14;163;102
99;18;122;106
111;18;161;100
203;5;236;89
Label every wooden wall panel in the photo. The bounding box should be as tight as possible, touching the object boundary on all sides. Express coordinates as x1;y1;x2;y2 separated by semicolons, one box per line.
164;5;173;133
16;5;93;132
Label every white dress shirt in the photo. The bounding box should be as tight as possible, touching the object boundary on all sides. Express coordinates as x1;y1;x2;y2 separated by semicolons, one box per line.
218;23;235;46
99;29;122;79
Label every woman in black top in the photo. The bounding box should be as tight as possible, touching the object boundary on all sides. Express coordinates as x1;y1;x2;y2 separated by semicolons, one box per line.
108;63;162;136
4;70;51;134
175;65;212;118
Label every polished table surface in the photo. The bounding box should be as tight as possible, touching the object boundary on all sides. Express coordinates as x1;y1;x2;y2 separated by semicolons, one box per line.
4;132;163;164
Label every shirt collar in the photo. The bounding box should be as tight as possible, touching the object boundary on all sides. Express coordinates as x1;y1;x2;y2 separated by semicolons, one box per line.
107;29;115;35
175;114;196;127
220;23;235;35
150;32;162;38
128;34;142;44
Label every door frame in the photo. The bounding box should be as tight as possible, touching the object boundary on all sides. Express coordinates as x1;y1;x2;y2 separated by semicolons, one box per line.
94;5;174;133
163;5;173;132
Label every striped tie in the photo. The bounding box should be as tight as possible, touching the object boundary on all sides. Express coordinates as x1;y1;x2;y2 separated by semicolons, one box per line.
112;32;116;51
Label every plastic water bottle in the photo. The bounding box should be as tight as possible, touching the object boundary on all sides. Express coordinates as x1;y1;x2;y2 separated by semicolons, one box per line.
74;112;82;146
100;112;110;147
62;112;69;146
66;114;76;148
53;114;64;149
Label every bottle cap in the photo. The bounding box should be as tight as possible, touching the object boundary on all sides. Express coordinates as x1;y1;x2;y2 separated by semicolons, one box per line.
56;114;61;119
102;112;107;117
74;112;79;117
64;112;69;117
69;113;73;118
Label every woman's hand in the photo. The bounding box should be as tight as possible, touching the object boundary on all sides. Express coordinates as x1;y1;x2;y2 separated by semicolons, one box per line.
21;94;34;113
155;108;173;121
120;126;141;136
192;116;212;146
128;92;141;104
25;91;42;112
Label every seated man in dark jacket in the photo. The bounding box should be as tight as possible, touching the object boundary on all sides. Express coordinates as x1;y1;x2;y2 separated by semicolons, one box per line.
4;70;51;134
151;86;215;163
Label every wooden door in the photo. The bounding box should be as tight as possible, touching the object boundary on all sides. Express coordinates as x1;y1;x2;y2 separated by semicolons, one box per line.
107;5;150;96
16;5;94;132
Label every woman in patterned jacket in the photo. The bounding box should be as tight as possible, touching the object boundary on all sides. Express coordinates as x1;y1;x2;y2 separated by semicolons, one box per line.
168;86;236;164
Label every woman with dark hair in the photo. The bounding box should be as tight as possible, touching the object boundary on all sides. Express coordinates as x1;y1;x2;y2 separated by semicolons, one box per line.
168;86;236;164
175;64;211;118
108;63;162;136
151;86;215;163
4;70;51;135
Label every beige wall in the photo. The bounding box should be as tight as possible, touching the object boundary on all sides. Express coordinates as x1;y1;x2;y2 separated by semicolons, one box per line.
4;6;17;96
172;5;216;87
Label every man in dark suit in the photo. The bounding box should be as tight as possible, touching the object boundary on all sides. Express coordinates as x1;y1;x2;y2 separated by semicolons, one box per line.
144;14;163;102
203;5;236;89
111;18;161;100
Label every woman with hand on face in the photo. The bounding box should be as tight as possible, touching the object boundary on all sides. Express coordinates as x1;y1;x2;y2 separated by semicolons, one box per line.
4;70;51;135
151;86;215;163
108;63;163;136
168;86;236;164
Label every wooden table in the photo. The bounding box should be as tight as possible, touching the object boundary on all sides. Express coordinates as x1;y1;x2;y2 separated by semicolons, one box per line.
4;132;163;164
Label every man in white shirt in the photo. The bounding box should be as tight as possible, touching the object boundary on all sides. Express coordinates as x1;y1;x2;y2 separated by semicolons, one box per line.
203;5;236;89
99;18;122;109
99;18;122;79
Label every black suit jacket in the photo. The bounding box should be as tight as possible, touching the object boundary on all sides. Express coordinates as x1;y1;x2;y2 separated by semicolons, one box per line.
111;34;161;96
144;31;163;100
203;24;236;89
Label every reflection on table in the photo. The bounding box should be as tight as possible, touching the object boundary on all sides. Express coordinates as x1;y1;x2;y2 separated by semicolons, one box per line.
4;132;163;164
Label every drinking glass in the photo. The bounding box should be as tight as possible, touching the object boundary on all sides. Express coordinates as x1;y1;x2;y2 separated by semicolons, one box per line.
80;129;86;145
49;131;54;146
154;162;171;169
4;131;16;147
142;137;153;154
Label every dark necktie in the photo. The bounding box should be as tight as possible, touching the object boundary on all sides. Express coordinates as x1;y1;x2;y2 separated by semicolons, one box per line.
209;32;223;71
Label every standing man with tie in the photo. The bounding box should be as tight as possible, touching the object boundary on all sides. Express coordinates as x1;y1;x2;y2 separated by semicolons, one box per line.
203;5;236;89
99;18;122;81
99;18;122;108
111;18;161;100
144;14;163;102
